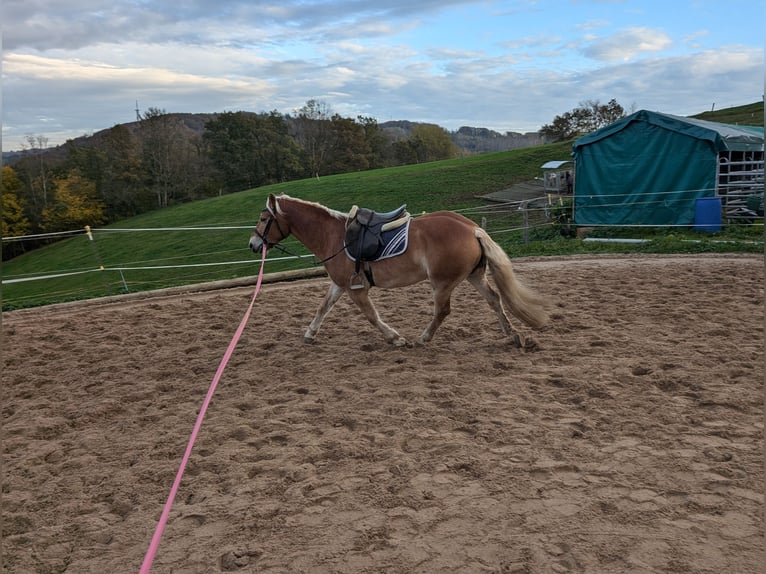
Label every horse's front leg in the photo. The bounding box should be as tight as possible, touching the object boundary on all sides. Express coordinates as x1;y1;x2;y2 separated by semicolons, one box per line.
347;288;407;347
304;282;344;343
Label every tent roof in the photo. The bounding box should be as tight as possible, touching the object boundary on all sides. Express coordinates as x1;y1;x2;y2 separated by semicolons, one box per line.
573;109;764;152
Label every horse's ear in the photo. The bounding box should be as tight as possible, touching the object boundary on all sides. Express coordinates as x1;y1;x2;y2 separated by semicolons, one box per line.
267;193;278;212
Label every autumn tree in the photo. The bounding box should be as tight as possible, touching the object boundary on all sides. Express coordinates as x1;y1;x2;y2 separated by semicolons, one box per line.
393;124;458;164
42;169;105;232
9;135;54;231
2;166;32;259
64;124;154;220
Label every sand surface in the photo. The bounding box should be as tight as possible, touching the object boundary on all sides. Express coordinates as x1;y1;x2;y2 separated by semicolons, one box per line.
2;253;763;573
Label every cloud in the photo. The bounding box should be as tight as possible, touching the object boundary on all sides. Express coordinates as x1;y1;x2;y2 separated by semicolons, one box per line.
3;0;473;51
3;42;762;148
582;27;672;61
2;1;762;150
683;29;709;49
572;48;761;113
575;19;611;32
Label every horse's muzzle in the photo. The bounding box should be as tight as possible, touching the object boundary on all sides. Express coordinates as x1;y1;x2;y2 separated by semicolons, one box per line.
249;236;263;253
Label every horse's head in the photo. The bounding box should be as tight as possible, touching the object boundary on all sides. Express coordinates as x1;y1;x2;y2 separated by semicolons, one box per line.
250;193;290;253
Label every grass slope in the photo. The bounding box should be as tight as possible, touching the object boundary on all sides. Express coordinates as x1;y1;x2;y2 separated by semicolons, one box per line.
691;101;763;126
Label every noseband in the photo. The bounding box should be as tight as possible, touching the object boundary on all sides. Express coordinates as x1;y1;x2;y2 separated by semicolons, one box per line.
254;206;288;248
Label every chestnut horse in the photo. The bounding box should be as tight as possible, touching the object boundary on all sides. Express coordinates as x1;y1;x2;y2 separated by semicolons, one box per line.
249;193;549;346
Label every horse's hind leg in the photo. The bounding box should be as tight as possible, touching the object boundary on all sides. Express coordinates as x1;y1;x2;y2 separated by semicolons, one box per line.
419;282;457;344
304;282;344;343
347;288;407;346
467;269;522;346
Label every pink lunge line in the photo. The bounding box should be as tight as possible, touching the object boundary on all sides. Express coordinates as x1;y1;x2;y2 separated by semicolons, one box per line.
139;245;267;573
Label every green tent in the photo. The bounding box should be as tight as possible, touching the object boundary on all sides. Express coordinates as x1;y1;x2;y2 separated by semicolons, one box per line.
572;110;764;226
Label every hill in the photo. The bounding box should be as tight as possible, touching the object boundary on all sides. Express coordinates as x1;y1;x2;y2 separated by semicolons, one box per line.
2;115;542;165
690;101;763;126
380;121;544;152
4;101;760;166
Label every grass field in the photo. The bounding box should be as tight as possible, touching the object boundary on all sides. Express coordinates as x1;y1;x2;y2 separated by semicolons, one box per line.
691;101;763;126
2;103;764;310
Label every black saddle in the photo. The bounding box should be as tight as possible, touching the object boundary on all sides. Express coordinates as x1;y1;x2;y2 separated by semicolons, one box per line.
345;204;409;262
349;205;409;228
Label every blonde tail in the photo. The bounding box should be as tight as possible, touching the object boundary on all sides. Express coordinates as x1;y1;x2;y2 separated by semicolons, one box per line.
475;229;549;329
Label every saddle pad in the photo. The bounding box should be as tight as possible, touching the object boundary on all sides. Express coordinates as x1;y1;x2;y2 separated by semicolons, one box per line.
345;218;411;262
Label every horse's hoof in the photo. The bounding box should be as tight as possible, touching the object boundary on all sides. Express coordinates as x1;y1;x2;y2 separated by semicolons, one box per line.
392;337;407;347
522;336;541;352
303;336;316;344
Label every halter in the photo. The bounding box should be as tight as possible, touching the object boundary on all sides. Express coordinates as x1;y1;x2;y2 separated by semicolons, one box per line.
253;205;289;249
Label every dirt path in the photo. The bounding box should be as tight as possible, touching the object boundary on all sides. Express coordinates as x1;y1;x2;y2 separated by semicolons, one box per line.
2;254;763;573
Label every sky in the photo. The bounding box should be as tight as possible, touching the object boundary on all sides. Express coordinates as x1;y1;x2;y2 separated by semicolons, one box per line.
2;0;763;151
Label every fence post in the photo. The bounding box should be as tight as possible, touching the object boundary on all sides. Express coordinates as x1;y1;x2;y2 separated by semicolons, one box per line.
521;201;529;243
85;225;113;296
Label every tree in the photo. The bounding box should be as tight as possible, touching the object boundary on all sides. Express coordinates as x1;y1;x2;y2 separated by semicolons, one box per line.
203;111;303;193
2;166;32;259
98;124;153;216
139;107;183;207
64;124;152;220
540;99;626;142
259;111;304;184
291;99;336;178
10;135;53;231
42;170;105;232
357;115;393;169
326;115;371;174
411;124;458;162
25;135;51;207
393;124;458;164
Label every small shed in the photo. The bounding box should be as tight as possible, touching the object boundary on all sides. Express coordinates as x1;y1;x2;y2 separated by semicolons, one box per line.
572;110;764;226
540;160;574;194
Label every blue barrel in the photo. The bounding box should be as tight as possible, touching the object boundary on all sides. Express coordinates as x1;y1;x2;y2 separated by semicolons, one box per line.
694;197;722;232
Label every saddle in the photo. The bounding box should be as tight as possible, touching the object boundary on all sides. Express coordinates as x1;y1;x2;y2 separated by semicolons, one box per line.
344;204;410;289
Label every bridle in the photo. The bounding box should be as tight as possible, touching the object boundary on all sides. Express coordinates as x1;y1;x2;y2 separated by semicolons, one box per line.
251;199;346;263
253;205;289;249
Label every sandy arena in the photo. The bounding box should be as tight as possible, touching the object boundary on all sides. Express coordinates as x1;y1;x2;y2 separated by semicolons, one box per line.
2;253;763;573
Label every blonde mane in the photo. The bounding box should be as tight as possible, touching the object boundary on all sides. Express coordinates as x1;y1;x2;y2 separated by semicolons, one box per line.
274;194;347;220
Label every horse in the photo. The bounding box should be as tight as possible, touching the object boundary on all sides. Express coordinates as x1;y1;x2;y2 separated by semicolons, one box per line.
249;193;549;346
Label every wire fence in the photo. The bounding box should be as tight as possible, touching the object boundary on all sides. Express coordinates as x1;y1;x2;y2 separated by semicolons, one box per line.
2;189;762;309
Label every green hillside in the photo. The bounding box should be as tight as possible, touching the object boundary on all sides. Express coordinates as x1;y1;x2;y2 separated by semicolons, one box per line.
691;101;763;126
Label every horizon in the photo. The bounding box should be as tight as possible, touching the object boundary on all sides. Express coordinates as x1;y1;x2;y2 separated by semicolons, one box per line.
4;100;761;157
